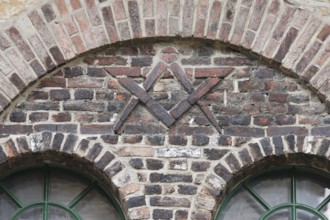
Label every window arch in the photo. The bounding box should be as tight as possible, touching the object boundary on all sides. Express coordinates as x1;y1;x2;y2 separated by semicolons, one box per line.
0;165;125;220
216;166;330;220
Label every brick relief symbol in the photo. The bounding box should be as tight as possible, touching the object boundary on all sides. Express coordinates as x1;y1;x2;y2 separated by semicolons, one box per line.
107;47;234;134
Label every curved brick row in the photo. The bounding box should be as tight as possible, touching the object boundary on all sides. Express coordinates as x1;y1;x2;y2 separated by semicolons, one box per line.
0;0;329;113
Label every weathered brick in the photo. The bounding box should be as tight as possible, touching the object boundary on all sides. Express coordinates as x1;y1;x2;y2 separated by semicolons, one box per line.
276;115;296;125
29;10;56;47
80;124;113;134
127;196;146;209
41;3;56;22
195;67;233;78
169;160;188;170
192;161;210;172
34;124;77;133
317;24;330;42
192;135;209;146
49;46;65;65
70;0;81;9
62;134;78;153
63;101;105;112
85;143;103;161
75;11;98;49
85;0;101;26
214;57;257;66
29;112;48;122
150;173;192;183
214;163;232;182
52;133;64;151
146;135;165;146
182;0;195;37
2;139;18;158
145;19;156;37
194;0;208;38
105;161;123;177
204;149;228;160
295;41;322;73
147;159;164;170
7;27;35;61
50;89;70;101
145;185;162;195
52;112;71;122
102;6;120;43
150;196;190;207
9;111;26;122
16;137;30;153
269;93;288;103
224;127;265;137
312;127;330;136
230;7;249;44
169;135;187;146
18;102;59;111
207;1;222;39
122;135;143;144
54;0;77;35
74;89;94;100
188;78;220;104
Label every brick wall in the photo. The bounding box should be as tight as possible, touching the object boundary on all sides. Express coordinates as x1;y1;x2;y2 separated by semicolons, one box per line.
0;41;330;219
0;0;330;219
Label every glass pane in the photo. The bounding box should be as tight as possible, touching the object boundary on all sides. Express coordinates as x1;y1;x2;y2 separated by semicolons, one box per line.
297;209;321;220
48;206;75;220
217;187;265;220
0;191;18;219
320;204;330;217
4;169;44;204
266;208;291;220
16;205;43;220
248;170;291;207
49;168;90;205
296;170;330;208
75;188;120;220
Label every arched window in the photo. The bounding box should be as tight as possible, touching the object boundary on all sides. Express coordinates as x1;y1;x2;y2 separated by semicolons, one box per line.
0;165;124;220
216;166;330;220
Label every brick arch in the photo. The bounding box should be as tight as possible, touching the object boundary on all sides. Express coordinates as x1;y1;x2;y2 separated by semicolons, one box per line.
0;132;133;218
0;0;329;114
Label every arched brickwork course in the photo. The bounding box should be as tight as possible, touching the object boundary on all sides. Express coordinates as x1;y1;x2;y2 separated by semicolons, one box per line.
0;0;329;114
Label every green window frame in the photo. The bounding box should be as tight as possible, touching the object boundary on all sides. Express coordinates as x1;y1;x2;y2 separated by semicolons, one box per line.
0;165;126;220
216;166;330;220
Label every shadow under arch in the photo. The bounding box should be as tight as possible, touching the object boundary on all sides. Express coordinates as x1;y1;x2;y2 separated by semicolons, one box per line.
0;150;127;219
214;153;330;219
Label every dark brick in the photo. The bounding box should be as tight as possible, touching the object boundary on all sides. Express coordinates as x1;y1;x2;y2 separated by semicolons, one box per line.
145;185;162;195
105;161;123;177
0;125;32;134
52;112;71;122
150;196;190;207
285;135;295;152
129;158;144;169
311;127;330;136
288;94;309;104
80;124;113;134
191;161;210;172
95;151;115;169
10;73;26;91
101;135;118;144
118;77;151;103
317;24;330;41
238;148;253;166
123;124;165;134
76;139;89;153
170;100;191;119
188;78;220;104
169;135;187;146
51;133;64;151
146;99;175;127
267;127;308;136
146;135;165;146
150;173;192;183
204;149;228;160
104;67;141;77
63;101;105;112
102;6;119;43
128;0;142;38
29;112;48;122
317;139;330;156
74;89;94;100
50;89;70;101
62;134;78;153
122;135;142;144
34;124;77;133
64;67;84;78
274;27;299;62
214;163;233;182
254;67;275;79
192;135;209;146
249;143;263;161
272;136;284;155
9;111;26;122
169;63;194;93
30;59;45;76
153;209;173;219
260;138;273;156
195;67;233;78
18;102;59;111
181;57;211;65
0;147;8;163
225;153;241;172
85;143;103;161
87;67;106;77
131;56;153;67
41;3;56;22
16;137;29;153
169;160;187;170
276;115;296;125
224;127;265;137
126;196;146;208
231;115;251;125
214;57;257;66
146;159;164;170
175;210;188;220
50;46;65;65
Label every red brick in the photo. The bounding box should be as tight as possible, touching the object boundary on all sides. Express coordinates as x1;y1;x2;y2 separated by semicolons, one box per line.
84;56;127;65
230;7;249;45
119;77;151;103
268;93;288;103
157;0;168;36
0;125;32;135
50;21;75;60
39;77;65;87
218;23;231;42
295;41;322;73
252;15;277;53
112;0;126;20
75;11;98;49
207;1;222;39
143;62;167;90
70;0;81;9
170;63;194;93
188;78;220;104
145;19;156;37
272;7;295;41
7;27;35;61
102;7;120;43
195;67;233;78
194;0;209;38
9;73;26;91
85;0;101;26
54;0;77;35
317;24;330;42
146;99;176;127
